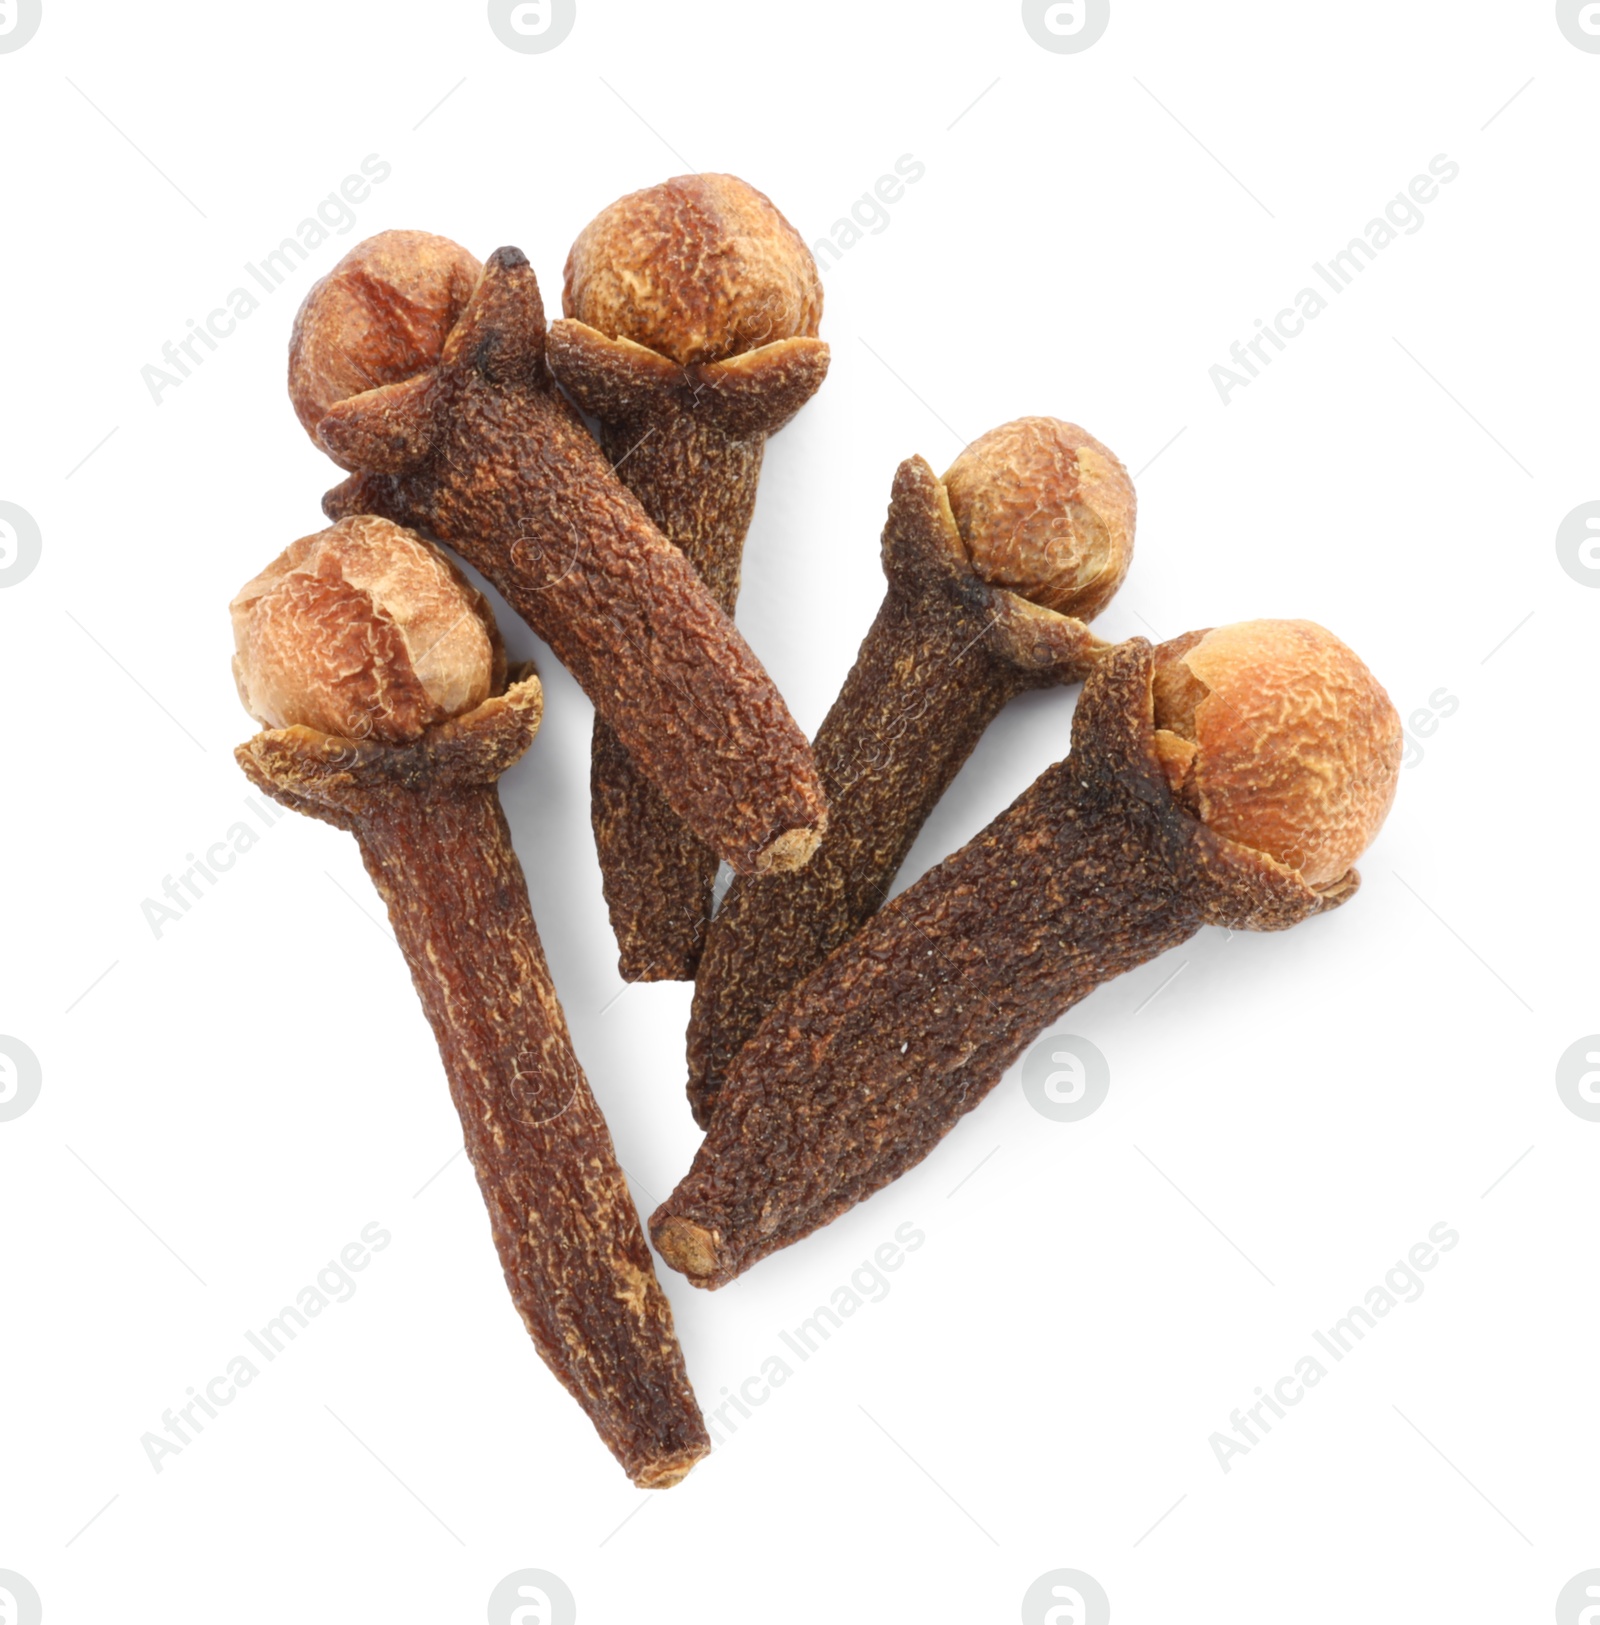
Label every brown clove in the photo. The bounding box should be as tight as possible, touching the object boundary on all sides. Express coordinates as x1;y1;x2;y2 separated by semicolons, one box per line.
232;516;709;1486
652;623;1402;1287
548;174;831;980
685;419;1135;1127
289;232;828;878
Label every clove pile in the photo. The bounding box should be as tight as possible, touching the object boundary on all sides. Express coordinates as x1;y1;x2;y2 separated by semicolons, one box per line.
229;173;1402;1486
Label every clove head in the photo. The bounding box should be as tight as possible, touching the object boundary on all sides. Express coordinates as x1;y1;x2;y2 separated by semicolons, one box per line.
942;417;1135;622
288;229;482;438
563;173;823;365
1151;619;1402;890
231;514;501;745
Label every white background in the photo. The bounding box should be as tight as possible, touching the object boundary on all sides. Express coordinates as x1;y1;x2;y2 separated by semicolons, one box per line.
1;2;1595;1621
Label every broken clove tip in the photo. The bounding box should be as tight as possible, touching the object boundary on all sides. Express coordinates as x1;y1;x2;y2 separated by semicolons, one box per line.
754;821;826;875
653;1217;723;1284
635;1452;706;1491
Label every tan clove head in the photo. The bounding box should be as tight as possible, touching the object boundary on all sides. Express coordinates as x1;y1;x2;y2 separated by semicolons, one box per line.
231;515;501;745
563;173;823;366
942;417;1136;623
1150;619;1402;889
288;230;482;438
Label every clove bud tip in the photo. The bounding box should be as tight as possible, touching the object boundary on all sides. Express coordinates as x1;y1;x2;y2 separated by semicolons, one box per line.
288;229;482;439
1151;619;1402;889
563;173;822;366
231;514;501;745
942;417;1135;623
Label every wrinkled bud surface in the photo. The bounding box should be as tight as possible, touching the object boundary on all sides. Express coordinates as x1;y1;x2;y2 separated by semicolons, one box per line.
288;229;482;437
942;417;1135;622
1151;619;1402;889
563;173;822;365
231;515;499;745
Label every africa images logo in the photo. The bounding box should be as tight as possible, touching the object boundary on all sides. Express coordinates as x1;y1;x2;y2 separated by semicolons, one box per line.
1556;1571;1600;1624
1556;1037;1600;1122
487;1570;576;1625
0;1037;42;1123
1556;0;1600;51
1556;503;1600;588
1022;1033;1111;1121
1021;0;1109;53
0;503;42;589
1021;1569;1111;1625
0;0;43;53
0;1571;43;1625
488;0;575;52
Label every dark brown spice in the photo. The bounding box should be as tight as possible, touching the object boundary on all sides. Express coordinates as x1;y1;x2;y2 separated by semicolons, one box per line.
652;630;1400;1288
291;233;829;877
231;520;709;1486
547;174;829;979
239;690;709;1484
685;423;1135;1127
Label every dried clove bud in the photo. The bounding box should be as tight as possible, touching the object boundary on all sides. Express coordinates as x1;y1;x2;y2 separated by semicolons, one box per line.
1148;620;1399;888
560;172;822;365
231;514;501;744
232;516;709;1486
944;415;1133;620
548;174;831;980
288;231;828;878
652;625;1401;1287
288;231;482;442
684;422;1134;1127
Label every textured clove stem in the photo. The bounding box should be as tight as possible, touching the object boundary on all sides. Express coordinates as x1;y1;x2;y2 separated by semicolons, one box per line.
317;250;827;878
548;321;829;979
684;456;1102;1127
652;642;1346;1288
597;412;759;604
237;682;709;1486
